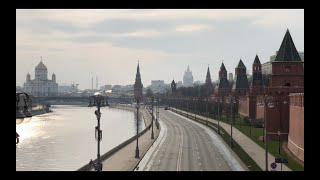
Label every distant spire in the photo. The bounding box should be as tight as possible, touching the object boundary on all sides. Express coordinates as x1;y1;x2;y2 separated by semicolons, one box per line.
237;59;246;68
40;56;42;62
254;55;261;64
220;62;226;71
187;65;190;72
205;65;212;84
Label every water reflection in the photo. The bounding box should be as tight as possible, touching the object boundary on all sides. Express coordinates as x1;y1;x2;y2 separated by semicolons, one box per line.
16;105;145;171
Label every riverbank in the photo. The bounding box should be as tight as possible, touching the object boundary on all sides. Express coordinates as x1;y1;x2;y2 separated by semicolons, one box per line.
78;104;160;171
31;109;48;116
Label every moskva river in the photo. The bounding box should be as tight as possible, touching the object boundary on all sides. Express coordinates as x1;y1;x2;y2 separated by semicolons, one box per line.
16;105;145;171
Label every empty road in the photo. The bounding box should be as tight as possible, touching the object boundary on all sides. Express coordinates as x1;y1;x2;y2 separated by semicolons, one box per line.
137;109;246;171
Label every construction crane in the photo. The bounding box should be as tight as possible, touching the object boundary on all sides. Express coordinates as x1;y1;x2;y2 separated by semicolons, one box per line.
71;82;79;92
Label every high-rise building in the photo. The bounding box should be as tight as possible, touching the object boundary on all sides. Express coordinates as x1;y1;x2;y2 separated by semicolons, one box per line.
228;73;233;82
183;65;194;87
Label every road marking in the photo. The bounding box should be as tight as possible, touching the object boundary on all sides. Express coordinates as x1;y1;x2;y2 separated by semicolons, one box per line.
137;118;168;171
160;111;184;171
176;121;184;171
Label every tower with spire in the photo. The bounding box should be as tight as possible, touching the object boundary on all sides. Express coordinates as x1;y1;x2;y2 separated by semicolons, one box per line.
52;73;56;82
204;65;214;97
269;29;304;88
262;29;304;139
134;61;143;101
26;73;31;82
214;62;230;96
232;59;249;95
171;79;176;94
250;55;264;94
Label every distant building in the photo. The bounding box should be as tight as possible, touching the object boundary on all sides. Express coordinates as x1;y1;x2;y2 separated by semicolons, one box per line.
263;51;304;74
100;85;112;91
58;85;73;94
194;80;203;86
228;73;234;82
23;58;58;97
183;65;194;87
177;81;183;88
16;86;23;92
150;80;165;92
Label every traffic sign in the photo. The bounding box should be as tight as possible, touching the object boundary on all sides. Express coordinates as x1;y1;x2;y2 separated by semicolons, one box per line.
275;158;288;163
271;162;277;169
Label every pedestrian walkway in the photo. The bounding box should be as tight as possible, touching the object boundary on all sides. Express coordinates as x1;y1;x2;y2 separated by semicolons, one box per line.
100;105;160;171
170;107;291;171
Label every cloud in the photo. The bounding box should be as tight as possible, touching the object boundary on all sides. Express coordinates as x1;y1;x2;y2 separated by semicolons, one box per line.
175;24;211;33
110;29;164;38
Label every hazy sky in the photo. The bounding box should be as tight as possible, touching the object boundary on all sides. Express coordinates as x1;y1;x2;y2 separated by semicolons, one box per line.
16;9;304;90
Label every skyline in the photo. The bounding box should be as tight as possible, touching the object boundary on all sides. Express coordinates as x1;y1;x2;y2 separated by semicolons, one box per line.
16;9;304;89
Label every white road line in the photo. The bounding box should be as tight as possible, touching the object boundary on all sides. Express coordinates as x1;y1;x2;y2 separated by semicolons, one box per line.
162;112;184;171
167;110;246;171
136;119;168;171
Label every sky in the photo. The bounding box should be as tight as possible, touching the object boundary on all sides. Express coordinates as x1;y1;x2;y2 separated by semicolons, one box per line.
16;9;304;90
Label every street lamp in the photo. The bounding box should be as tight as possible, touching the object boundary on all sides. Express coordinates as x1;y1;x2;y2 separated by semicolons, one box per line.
150;96;155;139
155;97;160;129
186;98;189;118
204;98;208;125
134;97;140;158
215;97;222;135
249;118;252;136
193;98;198;121
227;95;237;148
16;92;33;144
88;93;107;171
257;95;275;171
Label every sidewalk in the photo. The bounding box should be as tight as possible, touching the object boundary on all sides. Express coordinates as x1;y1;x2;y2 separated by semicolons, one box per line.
170;108;291;171
101;105;160;171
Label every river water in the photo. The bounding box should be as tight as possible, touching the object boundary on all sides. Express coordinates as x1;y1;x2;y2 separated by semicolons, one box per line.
16;105;145;171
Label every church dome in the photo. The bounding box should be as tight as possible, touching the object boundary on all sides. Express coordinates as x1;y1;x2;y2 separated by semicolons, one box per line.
35;61;47;70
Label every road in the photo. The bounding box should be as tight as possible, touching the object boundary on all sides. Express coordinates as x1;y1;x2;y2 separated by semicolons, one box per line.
137;108;246;171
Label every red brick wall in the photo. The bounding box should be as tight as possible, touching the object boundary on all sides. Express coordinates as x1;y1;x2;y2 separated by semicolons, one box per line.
288;93;304;162
272;62;304;74
238;96;249;116
256;105;264;120
270;62;304;87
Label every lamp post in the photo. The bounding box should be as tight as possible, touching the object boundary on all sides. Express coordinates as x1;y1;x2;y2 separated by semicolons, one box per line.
249;118;252;136
155;97;159;129
151;96;154;139
193;98;197;121
215;97;222;135
205;98;208;125
277;100;288;155
135;97;140;158
88;93;107;171
16;92;33;144
257;95;275;171
227;95;237;148
186;98;189;118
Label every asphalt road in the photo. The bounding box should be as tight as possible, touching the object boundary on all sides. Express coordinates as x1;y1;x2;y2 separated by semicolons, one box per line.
139;109;245;171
